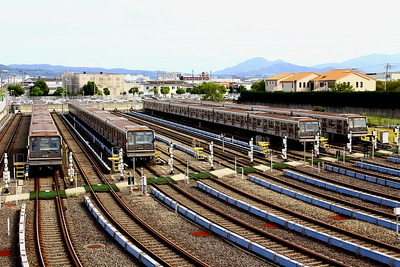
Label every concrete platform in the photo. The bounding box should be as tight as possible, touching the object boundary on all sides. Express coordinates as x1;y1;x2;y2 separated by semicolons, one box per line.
285;161;305;166
377;150;393;155
3;193;30;203
348;153;364;158
210;168;236;178
253;165;271;172
170;173;189;181
319;157;338;162
65;187;87;196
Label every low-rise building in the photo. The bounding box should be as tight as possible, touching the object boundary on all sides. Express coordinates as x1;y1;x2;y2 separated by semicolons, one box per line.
310;69;376;91
63;72;125;96
280;72;319;92
265;73;294;91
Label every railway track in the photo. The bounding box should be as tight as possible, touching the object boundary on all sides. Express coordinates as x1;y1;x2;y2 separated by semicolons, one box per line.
199;178;400;259
54;113;208;266
154;183;346;266
34;172;83;266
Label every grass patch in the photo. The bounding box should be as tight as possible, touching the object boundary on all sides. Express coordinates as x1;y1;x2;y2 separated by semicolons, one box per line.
147;177;170;184
364;114;400;127
83;184;119;192
235;167;258;173
306;158;324;164
266;163;291;169
189;172;214;179
30;190;67;199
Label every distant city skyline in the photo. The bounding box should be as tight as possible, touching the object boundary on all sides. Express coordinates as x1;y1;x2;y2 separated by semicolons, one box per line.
2;0;400;73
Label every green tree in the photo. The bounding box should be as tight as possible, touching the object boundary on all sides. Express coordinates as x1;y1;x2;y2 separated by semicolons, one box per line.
33;79;50;95
176;88;186;95
103;87;110;96
328;82;354;92
82;81;98;95
376;80;400;91
149;88;158;94
8;84;25;96
251;79;265;91
129;87;139;94
160;86;170;96
30;86;44;96
199;82;227;102
312;106;326;112
53;87;68;96
96;88;103;95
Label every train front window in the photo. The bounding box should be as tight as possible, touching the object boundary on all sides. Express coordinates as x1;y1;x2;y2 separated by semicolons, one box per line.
300;121;319;133
128;131;153;145
350;117;367;128
39;137;60;151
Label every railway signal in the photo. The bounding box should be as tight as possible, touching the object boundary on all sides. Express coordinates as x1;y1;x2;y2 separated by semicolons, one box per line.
248;138;254;163
346;131;352;154
281;134;287;161
314;133;320;158
394;126;400;155
68;152;74;185
209;141;214;170
3;153;10;194
118;148;124;181
168;143;174;174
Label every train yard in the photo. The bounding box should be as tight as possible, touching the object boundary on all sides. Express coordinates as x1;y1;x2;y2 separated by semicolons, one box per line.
1;101;400;266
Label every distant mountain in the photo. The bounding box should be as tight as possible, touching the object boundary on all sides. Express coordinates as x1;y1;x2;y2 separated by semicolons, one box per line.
7;64;161;79
213;57;333;77
213;57;284;76
3;53;400;79
312;54;400;73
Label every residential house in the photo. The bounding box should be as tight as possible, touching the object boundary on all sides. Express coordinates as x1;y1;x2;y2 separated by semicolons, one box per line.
265;73;294;91
280;72;319;92
310;69;376;91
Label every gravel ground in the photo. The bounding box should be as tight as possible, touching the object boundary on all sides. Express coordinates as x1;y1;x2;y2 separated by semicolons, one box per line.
64;196;141;267
176;181;381;267
0;204;20;267
120;190;274;266
219;170;400;246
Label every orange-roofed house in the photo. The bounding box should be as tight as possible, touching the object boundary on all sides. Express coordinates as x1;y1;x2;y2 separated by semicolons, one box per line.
280;72;320;92
309;69;376;91
264;73;294;91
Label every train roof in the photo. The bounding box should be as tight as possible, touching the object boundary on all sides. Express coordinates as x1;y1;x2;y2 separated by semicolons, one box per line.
69;100;152;132
215;107;317;122
30;102;60;136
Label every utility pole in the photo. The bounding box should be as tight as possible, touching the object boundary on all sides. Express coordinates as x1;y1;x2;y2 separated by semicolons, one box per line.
384;63;391;91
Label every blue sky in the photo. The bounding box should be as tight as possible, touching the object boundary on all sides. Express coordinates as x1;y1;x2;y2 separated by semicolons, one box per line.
2;0;399;73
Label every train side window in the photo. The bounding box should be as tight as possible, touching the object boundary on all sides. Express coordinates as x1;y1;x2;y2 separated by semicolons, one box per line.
337;120;342;129
31;138;38;152
268;120;274;129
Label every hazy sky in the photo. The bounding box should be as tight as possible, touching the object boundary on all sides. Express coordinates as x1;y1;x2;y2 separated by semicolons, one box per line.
2;0;399;73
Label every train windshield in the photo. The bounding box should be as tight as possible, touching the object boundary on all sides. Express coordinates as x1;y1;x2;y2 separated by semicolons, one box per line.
128;131;154;145
300;121;319;133
349;117;367;128
31;137;60;152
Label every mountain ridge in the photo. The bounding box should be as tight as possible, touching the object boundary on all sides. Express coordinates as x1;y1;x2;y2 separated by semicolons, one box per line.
4;53;400;78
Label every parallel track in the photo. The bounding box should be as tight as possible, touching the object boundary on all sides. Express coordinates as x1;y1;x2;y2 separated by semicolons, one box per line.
53;113;209;267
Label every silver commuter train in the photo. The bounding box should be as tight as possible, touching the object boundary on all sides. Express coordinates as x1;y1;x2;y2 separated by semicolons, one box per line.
27;101;62;166
68;100;155;159
169;99;368;138
144;99;320;142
